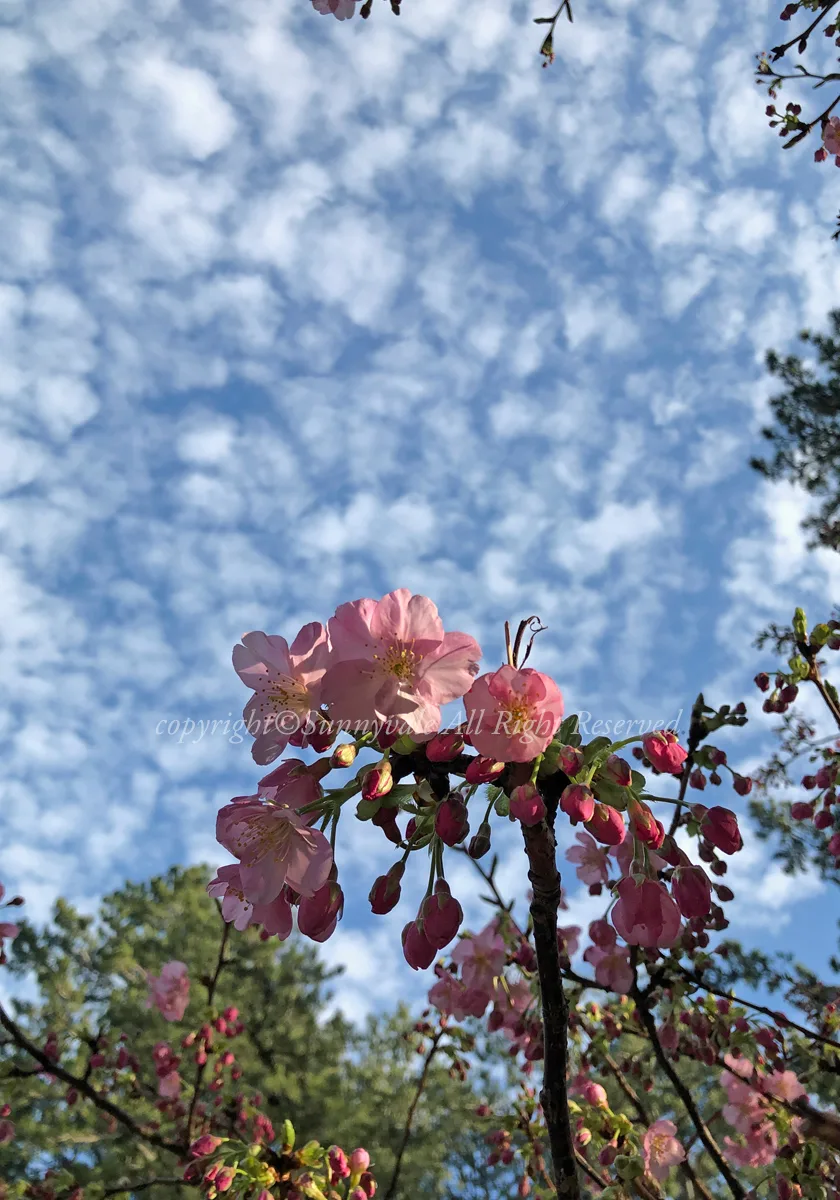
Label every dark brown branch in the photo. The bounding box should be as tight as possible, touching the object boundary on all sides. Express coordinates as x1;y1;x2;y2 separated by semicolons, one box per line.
633;989;745;1200
185;913;231;1144
383;1026;445;1200
0;1000;182;1157
520;818;580;1200
103;1180;193;1197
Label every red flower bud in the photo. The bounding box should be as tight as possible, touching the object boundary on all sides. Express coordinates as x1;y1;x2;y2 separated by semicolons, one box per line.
585;803;626;846
421;881;464;950
435;793;470;846
510;783;547;826
426;730;465;762
369;863;405;914
465;756;505;785
401;920;436;970
560;783;595;825
701;807;742;854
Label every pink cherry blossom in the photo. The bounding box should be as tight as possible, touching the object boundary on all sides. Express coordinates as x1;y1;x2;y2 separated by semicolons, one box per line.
557;925;581;957
642;1119;685;1181
0;921;19;948
145;961;190;1021
761;1069;806;1103
322;590;481;737
566;832;611;885
451;921;507;991
429;968;492;1020
216;798;333;905
311;0;356;18
233;625;331;765
583;942;633;993
207;864;293;938
257;760;323;817
824;115;840;157
611;878;681;949
158;1070;182;1099
464;666;564;763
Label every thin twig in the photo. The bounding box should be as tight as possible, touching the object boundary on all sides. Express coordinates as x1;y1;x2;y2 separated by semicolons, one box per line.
185;913;231;1145
383;1026;445;1200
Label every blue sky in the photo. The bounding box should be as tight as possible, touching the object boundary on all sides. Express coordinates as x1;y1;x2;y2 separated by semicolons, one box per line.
3;0;840;1021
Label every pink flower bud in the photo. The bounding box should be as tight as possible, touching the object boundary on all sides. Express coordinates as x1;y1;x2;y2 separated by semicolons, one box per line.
585;803;626;846
701;806;742;854
349;1148;371;1174
642;731;688;775
814;809;832;831
369;863;405;915
371;806;402;845
215;1166;236;1192
689;769;706;791
733;775;753;796
754;672;770;691
510;783;547;826
580;1081;608;1107
329;1146;351;1180
189;1134;224;1157
601;754;632;787
426;731;465;762
401;920;436;970
671;864;713;919
560;784;595;825
828;833;840;857
362;761;393;801
435;793;470;846
790;802;814;820
421;881;464;950
628;798;665;850
298;875;344;942
465;756;505;785
559;744;585;776
360;1173;377;1197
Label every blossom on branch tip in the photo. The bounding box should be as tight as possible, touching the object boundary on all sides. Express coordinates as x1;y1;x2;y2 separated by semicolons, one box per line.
452;921;506;990
566;832;611;885
464;665;564;763
671;862;713;919
321;589;481;737
642;1119;685;1181
216;799;333;904
698;806;743;854
145;961;190;1022
611;877;681;949
233;624;331;766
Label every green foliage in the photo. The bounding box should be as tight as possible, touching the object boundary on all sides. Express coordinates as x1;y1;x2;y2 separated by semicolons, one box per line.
751;311;840;551
0;866;503;1199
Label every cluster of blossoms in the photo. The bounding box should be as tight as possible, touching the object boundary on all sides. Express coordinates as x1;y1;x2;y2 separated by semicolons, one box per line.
209;591;747;980
185;1129;376;1200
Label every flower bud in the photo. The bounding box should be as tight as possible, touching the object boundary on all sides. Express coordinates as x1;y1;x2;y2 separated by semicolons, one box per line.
298;874;344;942
421;881;463;950
332;742;357;768
362;761;393;801
465;756;505;785
349;1148;371;1174
426;730;465;762
369;864;405;914
401;920;436;970
732;774;753;796
701;807;742;854
558;744;585;777
190;1134;225;1158
435;793;470;846
468;822;492;859
510;783;547;827
560;784;595;825
585;803;626;846
601;754;632;787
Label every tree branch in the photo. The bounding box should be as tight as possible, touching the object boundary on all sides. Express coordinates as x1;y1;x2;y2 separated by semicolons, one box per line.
632;989;745;1200
383;1025;445;1200
520;818;580;1200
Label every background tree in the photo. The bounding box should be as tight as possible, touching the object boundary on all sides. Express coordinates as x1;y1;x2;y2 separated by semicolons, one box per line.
751;311;840;552
0;866;512;1199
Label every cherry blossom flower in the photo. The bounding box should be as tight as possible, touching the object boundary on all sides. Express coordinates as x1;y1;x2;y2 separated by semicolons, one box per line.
322;590;481;737
583;941;633;993
207;864;293;938
671;862;713;919
452;921;506;991
611;878;681;949
464;665;564;763
642;1119;686;1181
566;832;611;885
429;968;491;1020
233;625;331;765
216;798;333;905
557;925;581;957
145;961;190;1021
256;760;323;817
824;115;840;157
158;1070;182;1099
311;0;356;16
698;806;743;854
